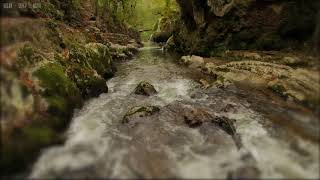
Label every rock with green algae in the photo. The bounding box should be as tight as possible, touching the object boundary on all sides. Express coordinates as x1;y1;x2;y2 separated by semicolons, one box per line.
66;63;108;98
122;106;160;124
133;81;158;96
69;43;116;80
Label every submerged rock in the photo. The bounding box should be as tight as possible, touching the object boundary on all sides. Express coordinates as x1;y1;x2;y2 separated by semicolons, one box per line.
122;106;160;124
183;107;214;127
212;116;237;136
227;166;261;179
134;81;158;96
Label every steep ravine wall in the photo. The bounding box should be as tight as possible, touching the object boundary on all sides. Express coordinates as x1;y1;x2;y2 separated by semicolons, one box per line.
164;0;320;56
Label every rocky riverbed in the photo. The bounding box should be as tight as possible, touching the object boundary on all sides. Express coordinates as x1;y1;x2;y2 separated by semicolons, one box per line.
30;45;319;179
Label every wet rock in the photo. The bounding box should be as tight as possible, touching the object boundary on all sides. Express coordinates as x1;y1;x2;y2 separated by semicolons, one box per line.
222;104;236;112
163;36;175;52
199;79;211;89
134;81;158;96
183;107;214;127
202;62;216;75
227;166;261;179
212;116;236;136
122;106;160;124
214;75;232;88
180;55;204;69
109;42;139;61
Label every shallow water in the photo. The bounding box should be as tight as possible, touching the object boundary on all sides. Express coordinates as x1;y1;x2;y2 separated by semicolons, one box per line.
30;45;319;179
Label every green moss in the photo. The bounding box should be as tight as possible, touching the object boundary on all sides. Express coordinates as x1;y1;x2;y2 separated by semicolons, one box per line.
269;84;288;99
69;43;115;79
22;126;56;146
33;63;82;118
34;63;78;97
123;106;160;123
67;63;108;98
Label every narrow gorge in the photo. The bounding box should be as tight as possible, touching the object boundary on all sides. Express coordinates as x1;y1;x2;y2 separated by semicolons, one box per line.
1;0;319;179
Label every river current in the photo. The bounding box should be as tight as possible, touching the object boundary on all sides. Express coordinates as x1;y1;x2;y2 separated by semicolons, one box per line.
30;45;319;179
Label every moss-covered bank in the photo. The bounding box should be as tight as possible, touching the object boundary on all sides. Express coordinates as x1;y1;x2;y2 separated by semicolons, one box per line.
1;0;141;175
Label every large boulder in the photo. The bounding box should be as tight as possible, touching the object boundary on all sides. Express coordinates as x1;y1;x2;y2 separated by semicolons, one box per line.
69;43;116;80
134;81;158;96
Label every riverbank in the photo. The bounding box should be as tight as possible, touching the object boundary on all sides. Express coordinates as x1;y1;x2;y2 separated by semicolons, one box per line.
29;46;319;179
1;1;141;174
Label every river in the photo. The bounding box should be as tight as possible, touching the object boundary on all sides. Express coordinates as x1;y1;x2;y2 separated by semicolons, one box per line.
30;45;319;179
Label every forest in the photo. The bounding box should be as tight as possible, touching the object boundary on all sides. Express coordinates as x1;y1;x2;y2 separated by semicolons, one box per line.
1;0;320;179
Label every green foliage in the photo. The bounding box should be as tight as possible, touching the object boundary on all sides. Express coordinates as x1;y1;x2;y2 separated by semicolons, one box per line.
126;0;177;40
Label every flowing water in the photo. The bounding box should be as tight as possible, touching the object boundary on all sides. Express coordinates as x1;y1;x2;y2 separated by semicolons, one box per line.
30;45;319;179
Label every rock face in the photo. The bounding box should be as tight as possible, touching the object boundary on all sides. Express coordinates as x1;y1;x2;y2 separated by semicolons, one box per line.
169;0;320;56
122;106;160;124
201;59;320;107
134;81;158;96
213;116;236;136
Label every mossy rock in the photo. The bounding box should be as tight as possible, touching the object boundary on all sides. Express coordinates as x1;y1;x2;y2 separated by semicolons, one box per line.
33;62;82;118
122;106;160;124
133;81;158;96
69;43;116;79
66;63;108;98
